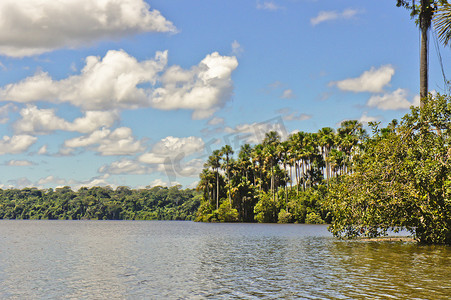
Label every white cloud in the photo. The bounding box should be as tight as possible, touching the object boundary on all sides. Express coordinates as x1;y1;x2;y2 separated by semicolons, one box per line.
0;103;17;124
208;117;225;126
151;52;238;119
367;88;418;110
13;105;119;134
0;0;176;57
359;112;380;124
99;153;203;183
0;50;167;110
38;145;48;155
152;136;204;156
282;113;312;121
120;136;207;180
138;152;168;164
98;159;149;175
149;179;169;187
4;160;35;166
172;158;204;177
6;177;32;189
139;136;204;165
0;50;238;119
0;135;37;155
37;175;67;186
330;65;395;93
311;8;361;26
71;174;116;190
63;127;145;156
257;1;283;11
281;89;295;99
231;40;244;56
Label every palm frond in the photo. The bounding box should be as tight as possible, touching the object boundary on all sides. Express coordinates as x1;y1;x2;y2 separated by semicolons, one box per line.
434;3;451;46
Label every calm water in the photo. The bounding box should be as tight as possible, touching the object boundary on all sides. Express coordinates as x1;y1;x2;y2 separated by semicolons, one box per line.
0;221;449;299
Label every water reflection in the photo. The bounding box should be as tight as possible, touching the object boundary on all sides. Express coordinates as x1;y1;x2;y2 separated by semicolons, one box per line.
0;221;449;299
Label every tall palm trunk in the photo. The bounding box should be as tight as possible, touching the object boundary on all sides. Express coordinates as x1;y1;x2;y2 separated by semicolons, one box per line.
419;0;436;107
295;161;299;195
216;170;219;210
420;0;429;106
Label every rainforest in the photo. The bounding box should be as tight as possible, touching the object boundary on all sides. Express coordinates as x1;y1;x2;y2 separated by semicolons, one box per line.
1;94;450;245
196;94;451;244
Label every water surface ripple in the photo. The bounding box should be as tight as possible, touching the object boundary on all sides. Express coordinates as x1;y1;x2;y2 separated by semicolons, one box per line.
0;221;449;299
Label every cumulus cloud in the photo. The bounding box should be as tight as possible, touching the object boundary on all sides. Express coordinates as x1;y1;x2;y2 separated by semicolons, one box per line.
63;127;145;156
37;145;48;155
0;50;238;119
149;179;169;187
0;0;176;57
97;136;206;178
152;136;204;156
98;136;205;181
98;158;150;175
4;160;35;166
151;52;238;119
359;112;380;124
13;105;119;134
71;174;116;190
311;8;361;26
6;177;32;189
0;135;37;155
208;117;225;126
1;50;167;109
139;136;204;166
37;175;67;186
0;103;17;124
330;65;395;93
367;88;418;110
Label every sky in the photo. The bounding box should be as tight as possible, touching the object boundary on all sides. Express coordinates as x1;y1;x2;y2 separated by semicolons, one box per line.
0;0;450;190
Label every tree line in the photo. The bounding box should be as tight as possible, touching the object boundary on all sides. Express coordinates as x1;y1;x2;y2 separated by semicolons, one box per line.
196;119;366;224
196;94;451;244
0;185;201;221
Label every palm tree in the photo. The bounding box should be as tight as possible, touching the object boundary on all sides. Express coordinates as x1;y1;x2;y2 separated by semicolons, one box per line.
206;150;221;209
397;0;449;105
251;144;264;190
220;145;234;206
337;120;366;174
238;144;253;181
197;168;215;205
434;2;451;46
262;131;281;201
288;131;305;194
277;141;290;206
317;127;336;184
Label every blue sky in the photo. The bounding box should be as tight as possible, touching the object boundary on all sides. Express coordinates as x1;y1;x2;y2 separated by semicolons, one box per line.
0;0;449;190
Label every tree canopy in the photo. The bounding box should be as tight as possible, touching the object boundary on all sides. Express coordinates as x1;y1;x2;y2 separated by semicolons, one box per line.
0;185;201;221
326;94;451;244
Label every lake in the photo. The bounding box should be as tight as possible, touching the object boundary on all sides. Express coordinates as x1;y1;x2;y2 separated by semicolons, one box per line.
0;221;449;299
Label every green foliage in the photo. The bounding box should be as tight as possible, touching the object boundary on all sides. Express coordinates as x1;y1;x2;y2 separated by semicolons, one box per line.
305;212;325;225
277;209;292;223
288;186;329;224
217;200;239;222
327;94;451;244
254;191;284;223
196;122;362;224
0;185;200;221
